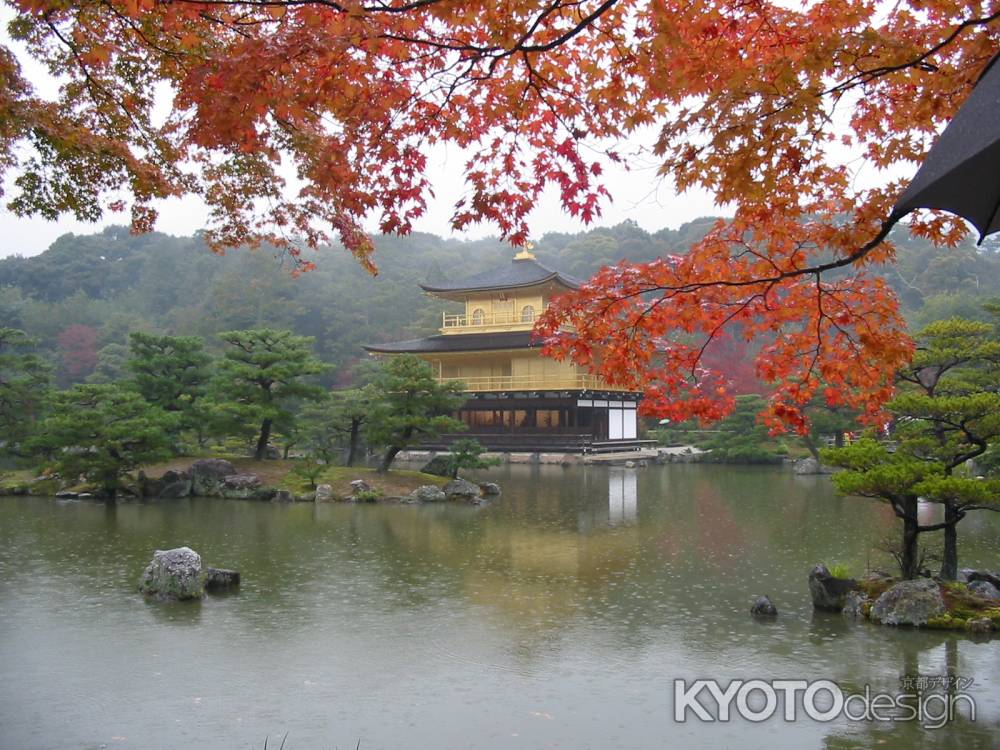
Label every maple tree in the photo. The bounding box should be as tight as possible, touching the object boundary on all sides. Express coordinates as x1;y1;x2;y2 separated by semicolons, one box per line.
55;323;99;384
4;0;999;427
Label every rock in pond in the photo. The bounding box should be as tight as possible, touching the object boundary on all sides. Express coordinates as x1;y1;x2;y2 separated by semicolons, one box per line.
314;484;334;503
139;547;204;600
478;482;502;496
793;457;834;475
139;469;192;499
808;564;859;612
220;473;262;499
841;590;870;618
966;617;994;635
870;579;945;627
750;595;778;617
443;478;481;500
190;459;237;497
969;580;1000;600
406;485;447;503
204;567;240;591
159;473;193;499
272;489;293;503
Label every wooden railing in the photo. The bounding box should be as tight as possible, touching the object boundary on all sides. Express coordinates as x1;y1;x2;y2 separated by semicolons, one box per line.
437;374;633;392
441;309;538;331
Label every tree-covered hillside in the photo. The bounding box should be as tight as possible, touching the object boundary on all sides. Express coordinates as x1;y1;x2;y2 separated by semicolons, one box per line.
1;219;998;387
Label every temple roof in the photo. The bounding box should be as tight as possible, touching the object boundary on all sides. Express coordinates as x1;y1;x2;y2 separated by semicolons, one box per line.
420;254;582;296
364;331;536;354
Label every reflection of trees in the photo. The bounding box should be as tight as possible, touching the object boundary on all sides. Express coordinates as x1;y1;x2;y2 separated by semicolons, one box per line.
822;635;996;750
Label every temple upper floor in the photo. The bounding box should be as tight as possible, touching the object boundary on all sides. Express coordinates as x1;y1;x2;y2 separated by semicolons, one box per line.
420;249;582;335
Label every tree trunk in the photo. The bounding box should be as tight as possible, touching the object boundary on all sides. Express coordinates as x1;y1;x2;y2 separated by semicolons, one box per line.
900;503;920;580
834;431;845;448
378;446;401;474
254;417;273;461
802;434;821;462
347;418;361;467
377;427;411;473
102;471;119;502
939;503;960;581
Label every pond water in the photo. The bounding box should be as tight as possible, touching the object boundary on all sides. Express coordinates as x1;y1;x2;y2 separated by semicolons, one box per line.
1;463;998;749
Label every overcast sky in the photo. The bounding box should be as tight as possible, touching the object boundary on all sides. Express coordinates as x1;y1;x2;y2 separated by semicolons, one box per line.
0;147;728;258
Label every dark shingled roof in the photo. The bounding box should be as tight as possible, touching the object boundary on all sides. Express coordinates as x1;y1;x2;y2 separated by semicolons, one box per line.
364;331;536;354
420;257;582;294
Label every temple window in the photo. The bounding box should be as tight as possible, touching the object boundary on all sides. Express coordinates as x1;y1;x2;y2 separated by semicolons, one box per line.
520;304;536;322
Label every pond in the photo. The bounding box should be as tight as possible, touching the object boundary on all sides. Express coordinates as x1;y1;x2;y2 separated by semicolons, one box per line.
0;463;998;749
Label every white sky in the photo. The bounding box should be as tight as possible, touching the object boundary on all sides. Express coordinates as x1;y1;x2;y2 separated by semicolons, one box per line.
0;148;727;258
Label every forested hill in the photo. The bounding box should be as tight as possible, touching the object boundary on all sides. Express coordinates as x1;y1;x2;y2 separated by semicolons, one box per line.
1;218;998;388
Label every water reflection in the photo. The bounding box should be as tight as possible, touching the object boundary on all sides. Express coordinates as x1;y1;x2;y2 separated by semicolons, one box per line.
0;464;998;749
607;468;638;525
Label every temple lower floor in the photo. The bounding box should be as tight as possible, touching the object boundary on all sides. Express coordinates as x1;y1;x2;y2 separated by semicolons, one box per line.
423;391;656;453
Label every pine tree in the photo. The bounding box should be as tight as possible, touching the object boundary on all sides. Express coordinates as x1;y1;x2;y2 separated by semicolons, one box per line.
213;329;327;460
367;355;465;473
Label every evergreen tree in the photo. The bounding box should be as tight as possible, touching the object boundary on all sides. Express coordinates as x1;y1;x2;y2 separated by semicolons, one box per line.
698;394;787;464
0;327;50;455
213;329;327;460
30;383;177;498
367;355;465;473
445;438;500;479
825;318;1000;579
127;332;213;445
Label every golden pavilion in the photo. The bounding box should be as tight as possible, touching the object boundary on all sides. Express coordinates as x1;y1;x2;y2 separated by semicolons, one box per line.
364;249;648;452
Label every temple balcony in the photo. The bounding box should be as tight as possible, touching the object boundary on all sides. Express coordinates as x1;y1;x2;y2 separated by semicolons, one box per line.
436;373;633;392
440;309;541;334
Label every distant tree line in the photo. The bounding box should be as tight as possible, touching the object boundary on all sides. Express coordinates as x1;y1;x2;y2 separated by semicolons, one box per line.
2;221;999;391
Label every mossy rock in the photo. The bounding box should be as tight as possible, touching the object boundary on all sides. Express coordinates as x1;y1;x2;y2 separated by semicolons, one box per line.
985;608;1000;627
926;613;967;630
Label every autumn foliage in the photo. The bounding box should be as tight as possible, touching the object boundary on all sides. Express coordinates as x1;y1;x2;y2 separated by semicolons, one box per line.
4;0;998;427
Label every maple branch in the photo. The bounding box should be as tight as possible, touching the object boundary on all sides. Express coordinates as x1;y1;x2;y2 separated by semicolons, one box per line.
827;9;1000;95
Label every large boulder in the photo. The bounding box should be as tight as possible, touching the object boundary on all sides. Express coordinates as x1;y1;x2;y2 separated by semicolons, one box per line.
139;547;204;600
420;455;452;477
969;580;1000;600
960;569;1000;589
158;471;193;499
314;484;335;503
443;478;481;500
870;579;945;626
406;485;447;503
190;459;237;497
808;564;859;611
750;595;778;617
138;469;191;499
219;473;262;499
